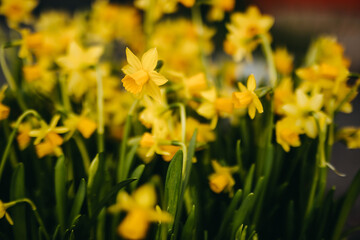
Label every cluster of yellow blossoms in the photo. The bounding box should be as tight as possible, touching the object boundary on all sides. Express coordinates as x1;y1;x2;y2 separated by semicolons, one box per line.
0;0;359;239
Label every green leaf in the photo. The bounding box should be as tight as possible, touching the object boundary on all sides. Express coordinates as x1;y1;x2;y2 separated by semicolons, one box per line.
215;189;243;240
129;164;145;191
52;225;60;240
331;170;360;240
55;155;67;234
87;153;105;217
243;164;255;200
68;178;86;227
123;143;139;180
10;163;27;240
69;231;75;240
173;130;197;240
181;205;196;240
164;150;183;234
232;193;255;238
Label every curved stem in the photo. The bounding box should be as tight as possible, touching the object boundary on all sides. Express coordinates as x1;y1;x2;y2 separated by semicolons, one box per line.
0;44;27;111
259;34;277;87
0;110;41;182
8;198;50;240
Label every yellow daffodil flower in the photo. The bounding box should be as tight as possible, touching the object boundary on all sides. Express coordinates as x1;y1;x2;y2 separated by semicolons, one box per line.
0;0;37;28
232;74;263;119
281;89;327;139
185;117;216;143
122;48;168;102
276;117;303;152
0;86;10;121
209;160;238;197
29;115;69;158
108;184;172;240
337;127;360;149
207;0;235;21
274;77;294;115
196;87;233;129
16;122;32;150
274;47;294;75
0;200;14;225
225;6;274;61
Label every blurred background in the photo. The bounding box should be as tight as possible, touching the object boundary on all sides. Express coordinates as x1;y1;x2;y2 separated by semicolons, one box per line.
1;0;360;238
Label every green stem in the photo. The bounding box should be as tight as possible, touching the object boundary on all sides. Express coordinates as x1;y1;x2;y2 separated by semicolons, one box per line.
168;103;186;143
59;74;72;113
117;99;139;182
0;110;41;182
0;44;27;111
73;134;91;175
8;198;50;240
96;66;104;153
259;34;277;87
3;120;18;168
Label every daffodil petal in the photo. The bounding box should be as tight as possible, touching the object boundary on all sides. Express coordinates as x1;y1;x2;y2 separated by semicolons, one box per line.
141;48;158;71
247;74;256;91
149;71;167;86
126;48;142;70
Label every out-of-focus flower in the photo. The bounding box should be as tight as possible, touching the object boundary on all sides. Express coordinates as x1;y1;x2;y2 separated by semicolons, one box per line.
337;127;360;149
232;74;263;119
274;77;294;115
121;48;168;102
209;160;238;197
225;6;274;61
276;117;302;152
64;113;97;139
29;115;69;158
108;184;172;240
16;122;32;150
196;87;233;128
274;47;293;75
0;0;37;28
281;89;327;139
56;41;103;100
22;60;56;94
150;19;214;74
186;117;215;143
0;86;10;121
207;0;235;22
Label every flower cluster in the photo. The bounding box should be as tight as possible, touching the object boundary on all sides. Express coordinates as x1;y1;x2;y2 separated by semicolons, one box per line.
0;1;359;240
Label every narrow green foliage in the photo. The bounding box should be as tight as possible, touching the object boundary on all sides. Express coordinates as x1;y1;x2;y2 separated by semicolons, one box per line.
68;178;86;227
215;189;243;240
10;163;27;240
55;155;67;234
164;150;183;235
181;205;196;240
232;193;255;238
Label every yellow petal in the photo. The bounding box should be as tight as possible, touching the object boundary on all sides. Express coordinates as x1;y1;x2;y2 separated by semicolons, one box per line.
209;173;229;193
252;95;263;113
126;48;142;70
247;74;256;91
149;71;168;86
197;102;216;119
141;48;158;71
129;69;149;86
118;209;149;240
143;81;162;103
133;184;156;208
248;104;256;119
77;117;97;138
122;75;143;94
